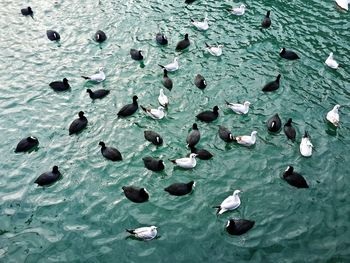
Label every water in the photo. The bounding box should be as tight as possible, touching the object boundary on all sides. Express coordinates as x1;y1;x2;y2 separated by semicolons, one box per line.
1;0;350;262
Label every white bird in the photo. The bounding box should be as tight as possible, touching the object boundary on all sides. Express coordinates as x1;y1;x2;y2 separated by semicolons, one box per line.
126;226;158;241
336;0;349;10
228;4;246;15
326;104;340;127
235;131;257;146
81;67;106;82
191;17;209;31
158;89;169;108
141;105;165;120
325;52;339;69
170;153;197;169
300;131;313;157
159;57;179;72
214;190;242;215
225;100;251;114
205;43;223;56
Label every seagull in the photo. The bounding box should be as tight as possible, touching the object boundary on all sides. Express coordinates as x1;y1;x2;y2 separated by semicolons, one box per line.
141;105;165;120
191;17;209;31
159;57;179;72
326;104;340;127
126;226;158;241
228;4;246;15
300;131;313;157
213;190;242;215
325;52;339;69
81;67;105;82
225;100;250;114
235;131;257;146
170;153;197;169
336;0;349;10
158;89;169;108
205;43;223;56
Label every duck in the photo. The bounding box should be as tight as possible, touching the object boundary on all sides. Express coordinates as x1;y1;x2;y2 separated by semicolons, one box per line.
159;57;179;72
142;157;165;172
164;181;195;196
158;89;169;108
49;78;70;91
267;114;282;132
225;100;250;114
34;166;61;186
141;106;165;120
205;43;223;56
284;118;296;142
144;130;163;145
46;30;60;41
176;34;190;51
156;33;168;45
161;69;173;90
69;111;88;135
170;153;197;169
189;146;213;160
126;226;157;241
283;166;309;188
262;74;281;92
228;4;246;15
95;30;107;43
196;106;219;122
122;186;149;203
194;74;207;89
261;11;271;28
219;126;235;142
214;190;242;215
235;131;257;146
117;96;138;117
21;7;33;18
336;0;349;10
280;48;300;60
81;67;106;82
300;131;313;157
325;52;339;69
130;49;143;61
226;219;255;235
86;89;110;100
15;136;39;152
186;123;200;147
191;17;209;31
326;104;340;127
99;141;122;161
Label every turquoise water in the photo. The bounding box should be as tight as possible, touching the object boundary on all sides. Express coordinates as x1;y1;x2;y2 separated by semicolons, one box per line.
1;0;350;262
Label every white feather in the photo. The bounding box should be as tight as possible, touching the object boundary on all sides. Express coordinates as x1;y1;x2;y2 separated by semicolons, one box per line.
172;153;197;169
226;101;250;114
143;106;165;120
217;190;242;215
191;17;209;31
336;0;349;10
326;104;340;126
300;135;313;157
158;89;169;107
129;226;157;240
229;4;246;15
236;131;257;146
325;52;339;69
206;44;224;57
161;57;179;72
84;67;106;82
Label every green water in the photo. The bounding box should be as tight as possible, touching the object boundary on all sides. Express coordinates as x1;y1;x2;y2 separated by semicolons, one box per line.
1;0;350;262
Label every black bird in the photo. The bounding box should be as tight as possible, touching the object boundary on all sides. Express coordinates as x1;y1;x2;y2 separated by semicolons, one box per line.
142;157;165;172
49;78;70;91
117;96;138;117
15;136;39;152
162;69;173;91
267;114;282;132
196;106;219;123
35;166;61;186
95;30;107;43
99;141;122;161
185;0;196;4
164;181;195;196
284;118;296;142
186;123;200;147
21;7;33;18
262;74;281;92
189;146;213;160
283;166;309;188
261;11;271;28
280;48;300;60
144;130;163;145
176;34;190;51
122;186;149;203
156;33;168;45
46;30;60;41
226;219;255;235
130;49;143;61
194;74;207;89
218;126;234;142
69;111;88;135
86;89;110;100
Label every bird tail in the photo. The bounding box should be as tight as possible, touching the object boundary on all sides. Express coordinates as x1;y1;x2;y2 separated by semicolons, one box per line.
190;18;195;22
224;100;230;105
140;105;147;112
205;42;210;48
81;76;90;80
126;229;135;234
212;206;221;215
169;159;176;164
158;64;165;69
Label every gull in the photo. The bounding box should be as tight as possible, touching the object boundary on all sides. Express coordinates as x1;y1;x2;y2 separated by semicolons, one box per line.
336;0;349;10
300;131;313;157
159;57;179;72
170;153;198;169
126;226;158;241
325;52;339;69
225;100;250;114
213;190;242;215
205;43;223;56
191;17;209;31
326;104;340;127
235;131;257;146
81;67;106;82
158;89;169;108
141;105;165;120
228;4;246;16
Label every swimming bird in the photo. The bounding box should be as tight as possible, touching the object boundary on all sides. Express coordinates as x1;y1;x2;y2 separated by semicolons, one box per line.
186;123;200;147
49;78;70;91
226;219;255;235
126;226;157;241
280;48;299;60
159;57;179;72
130;49;143;61
214;190;242;215
161;69;173;90
164;181;195;196
194;74;207;89
99;141;122;161
117;96;138;117
196;106;219;122
170;153;197;169
86;89;110;100
284;118;296;142
225;100;250;114
283;166;309;188
156;33;168;45
95;30;107;43
228;4;246;15
326;104;340;127
336;0;349;10
176;34;190;51
325;52;339;69
142;157;165;172
235;131;257;146
189;146;213;160
46;30;60;41
262;74;281;92
261;11;271;28
122;186;149;203
141;106;165;120
81;67;106;82
267;114;282;132
34;166;61;186
185;0;196;3
144;130;163;145
219;126;235;142
191;17;209;31
21;7;33;18
205;43;223;56
300;131;313;157
15;136;39;152
69;111;88;135
158;89;169;108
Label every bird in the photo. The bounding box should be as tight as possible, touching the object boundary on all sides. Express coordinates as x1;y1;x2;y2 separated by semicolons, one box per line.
267;114;282;133
262;74;281;92
159;57;179;72
196;106;219;122
46;30;60;41
49;78;70;91
261;11;271;28
95;30;107;43
126;226;157;241
69;111;88;135
164;181;195;196
117;96;138;117
191;17;209;31
336;0;349;10
189;146;213;160
99;141;122;161
122;186;149;203
81;67;106;82
194;74;207;89
283;166;309;188
15;136;39;152
280;48;300;60
34;166;61;186
156;33;168;45
225;100;250;114
161;69;173;90
300;131;313;157
158;89;169;108
284;118;296;142
205;43;223;56
214;190;242;215
186;123;200;147
86;89;110;100
325;52;339;69
225;219;255;235
21;7;33;18
326;104;340;127
170;153;197;169
130;49;143;61
142;157;165;172
185;0;196;3
141;106;165;120
144;130;163;146
176;34;190;51
218;126;235;142
228;4;246;15
235;131;257;146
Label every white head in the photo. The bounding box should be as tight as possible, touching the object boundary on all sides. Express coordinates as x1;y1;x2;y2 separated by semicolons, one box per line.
218;44;224;49
159;88;164;95
240;4;246;9
190;153;198;159
333;104;340;111
99;67;105;72
174;57;179;63
233;189;242;195
251;131;258;137
150;226;157;231
244;101;251;107
204;17;209;23
328;52;334;59
158;106;165;112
